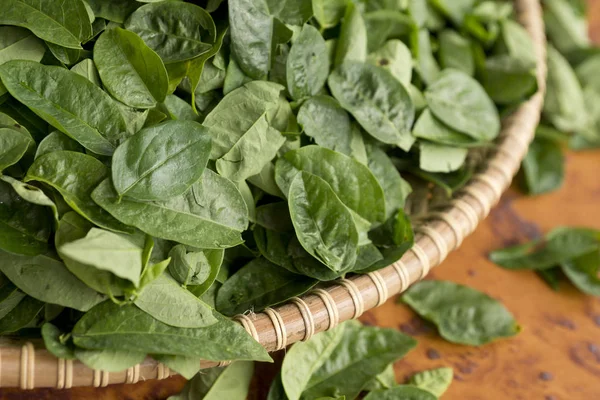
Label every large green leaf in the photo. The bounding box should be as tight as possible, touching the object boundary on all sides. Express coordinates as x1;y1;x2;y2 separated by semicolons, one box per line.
72;301;272;362
111;120;211;201
134;273;217;328
216;257;316;316
0;250;105;311
0;296;43;334
125;2;216;64
334;2;367;66
328;62;415;151
75;348;146;373
0;178;52;256
402;280;520;345
0;61;127;156
425;69;500;141
25;151;132;233
94;27;168;109
288;172;359;272
287;24;329;100
1;0;91;49
276;146;386;224
92;170;248;249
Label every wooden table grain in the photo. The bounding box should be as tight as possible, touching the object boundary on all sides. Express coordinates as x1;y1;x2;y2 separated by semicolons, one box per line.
1;5;600;400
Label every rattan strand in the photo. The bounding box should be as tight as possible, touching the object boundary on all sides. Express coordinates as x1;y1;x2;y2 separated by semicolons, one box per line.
366;271;389;308
289;297;315;341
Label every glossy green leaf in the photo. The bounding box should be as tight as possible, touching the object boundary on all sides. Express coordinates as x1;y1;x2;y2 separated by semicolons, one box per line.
0;283;26;321
92;169;248;249
297;96;354;156
152;354;200;380
335;2;367;66
0;127;34;171
288;172;359;271
419;142;468;173
367;39;412;86
72;301;272;362
125;2;216;63
112;120;211;201
312;0;347;28
134;273;217;328
265;0;313;25
482;55;537;105
412;109;480;148
170;361;254;400
75;348;146;373
0;296;43;334
26;151;132;233
95;27;168;108
59;228;144;288
425;69;500;141
1;0;91;49
329;62;415;151
408;367;454;397
438;30;474;76
86;0;140;23
0;61;127;156
0;175;58;221
276;146;386;224
35;131;84;160
561;251;600;296
216;257;316;316
0;178;52;256
287;24;329;100
363;385;437;400
402;280;520;345
521;136;564;195
0;26;46;66
41;323;76;360
489;227;600;271
0;250;106;311
291;321;417;400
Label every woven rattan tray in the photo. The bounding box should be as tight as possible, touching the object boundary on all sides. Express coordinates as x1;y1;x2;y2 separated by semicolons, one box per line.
0;0;547;389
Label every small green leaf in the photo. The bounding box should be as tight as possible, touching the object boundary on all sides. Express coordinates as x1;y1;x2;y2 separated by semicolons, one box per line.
408;367;454;397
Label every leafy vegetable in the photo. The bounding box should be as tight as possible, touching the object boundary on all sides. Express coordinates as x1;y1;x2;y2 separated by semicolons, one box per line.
402;280;520;345
408;367;454;397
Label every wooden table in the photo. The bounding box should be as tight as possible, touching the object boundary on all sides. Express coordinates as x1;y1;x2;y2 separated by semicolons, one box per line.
1;5;600;400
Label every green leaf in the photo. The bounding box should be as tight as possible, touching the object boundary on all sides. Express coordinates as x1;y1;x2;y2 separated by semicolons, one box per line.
0;26;46;64
0;249;106;311
363;385;437;400
297;96;354;157
228;0;293;80
0;175;58;221
125;2;216;63
0;296;43;334
92;169;248;249
75;348;146;373
365;141;412;218
35;131;84;160
0;178;52;256
561;251;600;296
363;364;396;392
1;0;92;49
402;280;520;345
168;245;223;289
72;301;272;362
412;109;480;148
489;227;600;270
521;136;564;195
287;24;330;100
152;354;200;380
170;361;254;400
425;69;500;141
0;127;34;172
408;367;454;397
94;27;168;108
335;2;367;67
414;29;441;85
430;0;476;25
0;61;127;156
367;40;412;86
26;151;132;233
543;46;587;132
216;257;316;316
312;0;348;28
288;171;359;272
255;202;293;233
86;0;140;23
0;284;26;321
419;142;468;173
438;30;474;76
41;323;76;360
289;321;417;400
329;62;415;151
134;273;217;328
58;227;144;288
265;0;314;25
276;146;386;224
543;0;590;55
111;120;211;201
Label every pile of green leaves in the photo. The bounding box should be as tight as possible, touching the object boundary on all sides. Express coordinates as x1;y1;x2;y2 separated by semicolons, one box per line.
0;0;536;374
170;320;455;400
490;227;600;295
520;0;600;195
